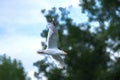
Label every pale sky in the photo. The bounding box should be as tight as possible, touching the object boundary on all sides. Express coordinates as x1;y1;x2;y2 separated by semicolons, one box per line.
0;0;87;80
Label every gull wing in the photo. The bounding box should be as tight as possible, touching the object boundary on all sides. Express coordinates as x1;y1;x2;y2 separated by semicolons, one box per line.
47;23;58;49
51;55;65;69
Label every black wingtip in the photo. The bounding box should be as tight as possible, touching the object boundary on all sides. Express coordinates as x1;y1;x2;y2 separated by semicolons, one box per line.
47;18;56;27
51;21;56;26
50;18;56;26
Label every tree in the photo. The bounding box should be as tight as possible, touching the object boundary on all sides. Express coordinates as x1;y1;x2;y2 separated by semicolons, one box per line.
34;0;120;80
0;54;30;80
81;0;120;79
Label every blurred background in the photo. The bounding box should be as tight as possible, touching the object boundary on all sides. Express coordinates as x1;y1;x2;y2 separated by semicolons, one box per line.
0;0;120;80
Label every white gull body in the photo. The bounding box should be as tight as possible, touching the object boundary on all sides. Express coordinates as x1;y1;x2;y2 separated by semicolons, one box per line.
37;22;67;69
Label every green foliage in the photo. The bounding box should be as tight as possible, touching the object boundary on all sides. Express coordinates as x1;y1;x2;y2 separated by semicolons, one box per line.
34;0;120;80
0;54;29;80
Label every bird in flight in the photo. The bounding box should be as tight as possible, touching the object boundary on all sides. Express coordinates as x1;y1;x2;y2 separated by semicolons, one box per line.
37;21;67;69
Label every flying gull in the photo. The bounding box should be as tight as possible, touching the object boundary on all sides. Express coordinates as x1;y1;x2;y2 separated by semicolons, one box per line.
37;22;67;69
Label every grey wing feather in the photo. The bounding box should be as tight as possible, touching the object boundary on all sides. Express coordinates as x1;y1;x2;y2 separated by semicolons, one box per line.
51;55;65;68
47;24;58;48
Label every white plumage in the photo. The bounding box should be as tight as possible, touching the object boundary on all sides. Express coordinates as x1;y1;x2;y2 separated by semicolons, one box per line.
37;22;67;69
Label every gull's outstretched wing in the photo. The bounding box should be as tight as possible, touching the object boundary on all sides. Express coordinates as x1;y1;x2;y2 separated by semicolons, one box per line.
47;22;58;49
51;55;65;69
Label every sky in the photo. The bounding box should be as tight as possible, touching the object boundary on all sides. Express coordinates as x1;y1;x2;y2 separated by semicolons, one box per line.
0;0;87;80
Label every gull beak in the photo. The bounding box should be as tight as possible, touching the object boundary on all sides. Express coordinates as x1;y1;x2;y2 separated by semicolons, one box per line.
64;51;68;55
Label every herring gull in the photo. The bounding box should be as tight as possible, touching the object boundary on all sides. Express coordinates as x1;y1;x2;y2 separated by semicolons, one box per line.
37;22;67;69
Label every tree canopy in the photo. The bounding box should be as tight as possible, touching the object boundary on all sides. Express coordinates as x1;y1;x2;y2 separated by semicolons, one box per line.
0;54;30;80
34;0;120;80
